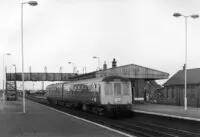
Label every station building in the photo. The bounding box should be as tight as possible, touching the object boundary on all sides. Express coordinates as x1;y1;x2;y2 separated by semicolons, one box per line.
72;59;169;103
156;68;200;107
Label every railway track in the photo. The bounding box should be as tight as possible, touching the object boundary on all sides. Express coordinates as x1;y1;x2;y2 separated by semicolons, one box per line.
27;95;200;137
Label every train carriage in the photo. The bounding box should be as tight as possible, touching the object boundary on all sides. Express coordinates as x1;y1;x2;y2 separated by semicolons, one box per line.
45;76;132;115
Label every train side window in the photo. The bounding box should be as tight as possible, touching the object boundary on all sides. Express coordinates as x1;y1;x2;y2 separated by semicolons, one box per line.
84;85;89;92
77;85;80;90
69;85;73;91
64;84;70;92
88;83;95;92
83;85;88;92
73;85;75;90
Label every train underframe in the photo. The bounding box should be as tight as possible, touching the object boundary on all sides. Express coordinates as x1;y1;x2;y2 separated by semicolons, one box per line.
47;97;132;117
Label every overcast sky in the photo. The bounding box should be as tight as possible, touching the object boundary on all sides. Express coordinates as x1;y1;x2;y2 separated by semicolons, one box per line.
1;0;200;89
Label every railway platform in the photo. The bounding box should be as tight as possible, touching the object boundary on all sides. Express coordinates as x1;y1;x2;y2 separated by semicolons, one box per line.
0;99;131;137
133;103;200;121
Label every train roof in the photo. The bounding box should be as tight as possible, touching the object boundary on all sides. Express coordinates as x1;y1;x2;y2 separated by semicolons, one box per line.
62;75;130;85
102;76;129;82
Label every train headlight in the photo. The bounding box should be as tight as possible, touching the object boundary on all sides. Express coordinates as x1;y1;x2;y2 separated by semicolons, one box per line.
92;97;97;102
114;98;121;103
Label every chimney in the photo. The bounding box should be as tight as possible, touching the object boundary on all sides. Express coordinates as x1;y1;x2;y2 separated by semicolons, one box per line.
103;61;107;70
112;58;117;68
183;64;185;70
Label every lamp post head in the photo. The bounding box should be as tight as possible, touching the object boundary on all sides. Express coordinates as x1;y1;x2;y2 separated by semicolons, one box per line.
191;14;199;19
68;62;75;66
27;1;38;6
173;13;182;17
59;66;62;72
5;53;11;56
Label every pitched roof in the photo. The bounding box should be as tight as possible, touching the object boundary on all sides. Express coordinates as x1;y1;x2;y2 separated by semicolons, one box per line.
163;68;200;86
97;64;169;80
67;64;169;81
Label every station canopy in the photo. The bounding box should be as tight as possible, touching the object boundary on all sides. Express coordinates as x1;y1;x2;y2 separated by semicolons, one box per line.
70;64;169;81
97;64;169;80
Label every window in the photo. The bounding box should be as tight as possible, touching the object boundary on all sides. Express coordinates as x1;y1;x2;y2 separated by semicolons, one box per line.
88;83;96;92
104;83;113;96
171;88;174;99
123;83;130;95
74;85;77;90
63;84;70;92
190;87;195;99
166;88;168;98
114;83;122;96
164;88;167;98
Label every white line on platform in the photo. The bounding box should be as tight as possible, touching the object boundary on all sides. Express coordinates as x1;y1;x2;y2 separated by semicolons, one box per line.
32;101;135;137
133;110;200;122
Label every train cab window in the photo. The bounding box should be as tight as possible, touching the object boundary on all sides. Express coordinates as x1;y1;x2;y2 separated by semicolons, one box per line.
104;83;113;96
114;83;122;96
123;83;130;95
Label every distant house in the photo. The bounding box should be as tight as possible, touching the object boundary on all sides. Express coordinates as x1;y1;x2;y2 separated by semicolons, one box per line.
156;68;200;107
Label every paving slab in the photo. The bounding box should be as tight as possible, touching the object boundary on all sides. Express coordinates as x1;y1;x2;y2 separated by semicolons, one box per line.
0;99;131;137
133;103;200;121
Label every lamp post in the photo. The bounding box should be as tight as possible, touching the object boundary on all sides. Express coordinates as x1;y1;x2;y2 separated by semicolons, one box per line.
68;62;76;73
21;1;38;113
12;64;17;73
173;13;199;110
93;56;100;70
59;66;63;81
2;53;11;101
12;64;17;99
42;66;47;94
82;67;87;74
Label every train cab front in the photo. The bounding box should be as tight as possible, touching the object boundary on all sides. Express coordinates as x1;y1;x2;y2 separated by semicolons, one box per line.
101;76;133;116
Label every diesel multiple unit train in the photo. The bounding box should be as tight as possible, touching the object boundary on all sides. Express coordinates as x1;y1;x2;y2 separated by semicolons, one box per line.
45;76;132;115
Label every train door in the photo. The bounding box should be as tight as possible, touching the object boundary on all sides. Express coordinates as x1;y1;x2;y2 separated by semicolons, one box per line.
113;82;123;104
101;82;113;104
131;80;135;104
